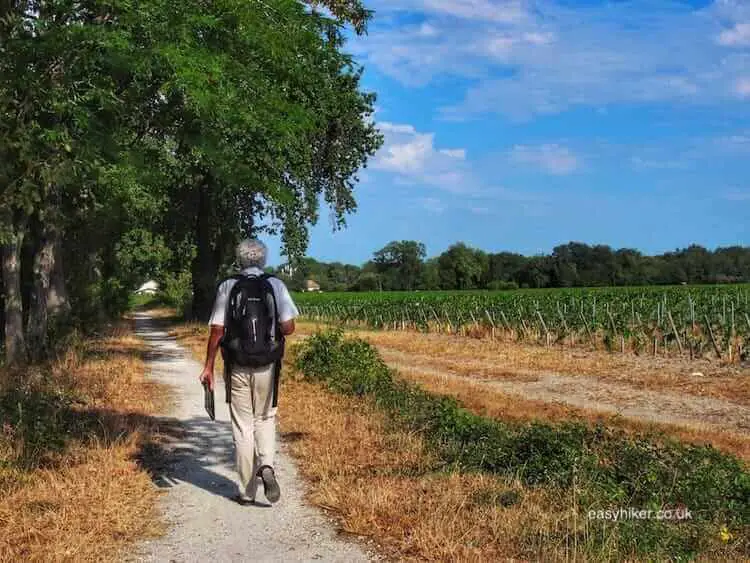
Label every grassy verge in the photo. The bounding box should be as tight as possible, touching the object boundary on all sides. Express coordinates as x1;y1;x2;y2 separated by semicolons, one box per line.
295;329;749;561
294;320;750;464
0;323;169;561
280;376;574;560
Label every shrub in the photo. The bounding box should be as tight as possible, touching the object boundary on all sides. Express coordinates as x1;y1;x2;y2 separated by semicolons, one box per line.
487;280;519;290
161;270;193;316
294;330;750;559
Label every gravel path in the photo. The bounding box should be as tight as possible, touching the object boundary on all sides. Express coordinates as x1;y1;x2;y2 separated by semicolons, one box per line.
129;313;372;563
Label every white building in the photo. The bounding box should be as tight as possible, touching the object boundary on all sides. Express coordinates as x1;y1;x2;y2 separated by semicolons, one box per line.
135;280;159;295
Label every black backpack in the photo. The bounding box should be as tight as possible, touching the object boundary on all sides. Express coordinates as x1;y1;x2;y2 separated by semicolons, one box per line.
220;273;285;368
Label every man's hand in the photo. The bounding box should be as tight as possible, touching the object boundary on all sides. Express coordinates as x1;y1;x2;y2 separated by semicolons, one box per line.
199;366;214;391
200;325;224;391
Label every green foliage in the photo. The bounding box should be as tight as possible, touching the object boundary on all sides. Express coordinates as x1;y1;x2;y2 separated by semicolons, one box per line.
295;285;750;356
1;0;382;342
161;270;193;316
372;240;426;291
437;242;487;290
487;280;519;290
351;271;381;291
283;242;750;295
115;229;173;291
295;330;750;559
128;292;160;310
307;0;374;35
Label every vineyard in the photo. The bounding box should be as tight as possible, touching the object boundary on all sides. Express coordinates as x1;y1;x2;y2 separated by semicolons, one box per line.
294;285;750;362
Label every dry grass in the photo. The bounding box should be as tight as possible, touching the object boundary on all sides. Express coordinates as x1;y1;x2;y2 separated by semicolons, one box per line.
293;321;750;463
278;376;580;562
167;320;748;561
167;322;611;560
168;322;569;560
296;322;750;407
396;364;750;463
173;320;749;460
0;323;170;562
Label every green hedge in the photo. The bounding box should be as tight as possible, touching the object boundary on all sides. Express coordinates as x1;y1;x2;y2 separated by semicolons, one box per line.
294;329;750;560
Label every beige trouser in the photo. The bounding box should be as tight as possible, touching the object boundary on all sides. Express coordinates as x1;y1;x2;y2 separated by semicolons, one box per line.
229;363;277;498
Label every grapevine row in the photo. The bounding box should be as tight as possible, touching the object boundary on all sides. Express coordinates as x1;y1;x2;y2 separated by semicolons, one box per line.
294;286;750;362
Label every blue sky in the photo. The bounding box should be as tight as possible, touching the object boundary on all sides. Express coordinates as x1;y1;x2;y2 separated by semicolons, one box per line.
266;0;750;267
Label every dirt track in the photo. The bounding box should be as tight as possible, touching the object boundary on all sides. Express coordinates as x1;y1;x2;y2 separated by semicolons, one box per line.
379;347;750;434
296;323;750;437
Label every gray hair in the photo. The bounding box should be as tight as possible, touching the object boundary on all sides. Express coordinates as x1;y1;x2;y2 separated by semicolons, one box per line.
236;238;268;269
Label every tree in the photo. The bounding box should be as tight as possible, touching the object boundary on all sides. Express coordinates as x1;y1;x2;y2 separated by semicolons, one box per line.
1;1;172;360
518;256;552;289
488;252;526;284
352;271;381;291
144;0;382;319
1;0;383;362
436;243;485;290
419;257;440;290
372;240;426;290
306;0;373;34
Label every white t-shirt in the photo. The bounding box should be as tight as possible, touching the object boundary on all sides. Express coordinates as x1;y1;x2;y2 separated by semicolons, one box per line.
208;267;299;327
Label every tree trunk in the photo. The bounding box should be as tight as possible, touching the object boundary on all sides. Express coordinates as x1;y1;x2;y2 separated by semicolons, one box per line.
2;222;26;366
191;177;219;322
26;224;58;361
47;230;69;318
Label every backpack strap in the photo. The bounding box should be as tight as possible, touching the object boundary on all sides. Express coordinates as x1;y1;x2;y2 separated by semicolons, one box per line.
220;273;246;405
215;273;244;294
260;274;283;339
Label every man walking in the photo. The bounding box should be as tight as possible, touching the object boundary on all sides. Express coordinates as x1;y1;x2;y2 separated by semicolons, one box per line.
199;239;299;505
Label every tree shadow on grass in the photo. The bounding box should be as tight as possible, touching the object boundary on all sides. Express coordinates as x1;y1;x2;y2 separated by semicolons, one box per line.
0;381;246;503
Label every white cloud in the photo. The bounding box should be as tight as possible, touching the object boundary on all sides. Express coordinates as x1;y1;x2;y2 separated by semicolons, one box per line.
523;31;554;45
631;156;689;171
356;1;750;117
378;122;417;134
715;131;750;151
509;144;579;175
416;22;439;37
439;148;466;159
420;0;527;23
372;121;473;192
377;131;434;173
736;78;750;97
485;36;517;58
718;22;750;46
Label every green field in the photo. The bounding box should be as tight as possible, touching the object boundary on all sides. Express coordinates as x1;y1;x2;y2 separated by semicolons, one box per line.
294;285;750;360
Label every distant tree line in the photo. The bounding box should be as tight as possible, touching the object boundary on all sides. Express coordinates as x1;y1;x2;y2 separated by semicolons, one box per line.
273;241;750;292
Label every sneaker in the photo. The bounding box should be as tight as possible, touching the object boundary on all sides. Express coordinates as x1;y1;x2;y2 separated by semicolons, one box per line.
257;465;281;504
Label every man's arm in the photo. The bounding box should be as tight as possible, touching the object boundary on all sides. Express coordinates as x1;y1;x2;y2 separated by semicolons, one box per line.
274;279;299;337
199;325;225;389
